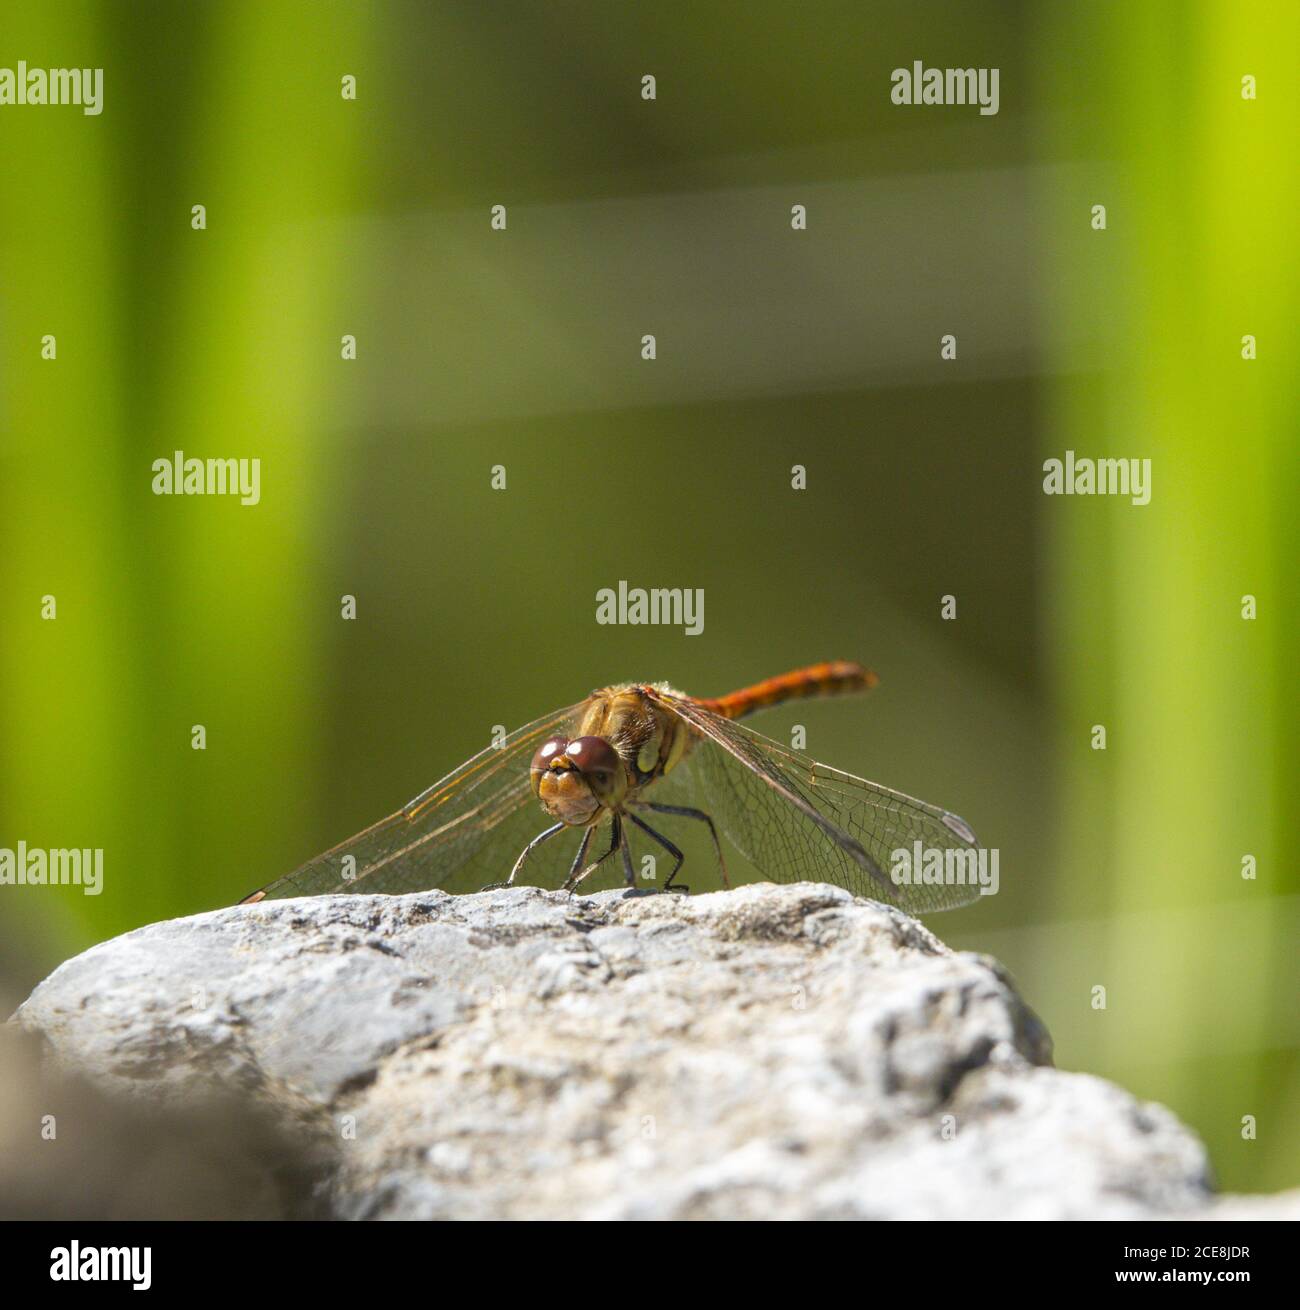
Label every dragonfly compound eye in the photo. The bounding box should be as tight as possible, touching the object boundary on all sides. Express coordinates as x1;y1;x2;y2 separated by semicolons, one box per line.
530;736;570;782
565;736;619;776
565;736;628;807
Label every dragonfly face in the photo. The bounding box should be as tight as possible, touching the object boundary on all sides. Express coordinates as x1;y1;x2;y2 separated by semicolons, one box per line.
530;734;627;824
239;661;987;916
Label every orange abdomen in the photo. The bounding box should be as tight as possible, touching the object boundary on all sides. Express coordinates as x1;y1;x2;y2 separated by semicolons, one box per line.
696;661;879;720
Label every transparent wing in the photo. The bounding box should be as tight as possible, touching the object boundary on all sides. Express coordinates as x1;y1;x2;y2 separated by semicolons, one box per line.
241;703;586;901
646;689;986;915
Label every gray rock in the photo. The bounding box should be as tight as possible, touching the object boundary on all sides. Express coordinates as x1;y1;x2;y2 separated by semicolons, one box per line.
10;882;1288;1219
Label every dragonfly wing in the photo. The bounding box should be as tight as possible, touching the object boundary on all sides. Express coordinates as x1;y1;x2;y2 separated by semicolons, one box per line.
242;703;585;901
646;689;985;915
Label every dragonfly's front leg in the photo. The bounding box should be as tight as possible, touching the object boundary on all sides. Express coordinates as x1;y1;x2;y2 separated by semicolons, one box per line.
565;816;621;894
481;821;565;891
566;824;594;883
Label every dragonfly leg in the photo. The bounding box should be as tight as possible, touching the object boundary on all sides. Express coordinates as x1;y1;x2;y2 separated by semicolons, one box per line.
638;802;729;889
618;818;637;888
566;824;595;882
625;811;687;893
482;821;565;891
565;816;621;894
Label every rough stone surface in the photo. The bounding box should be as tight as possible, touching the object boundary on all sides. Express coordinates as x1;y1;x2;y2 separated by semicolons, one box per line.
11;882;1292;1219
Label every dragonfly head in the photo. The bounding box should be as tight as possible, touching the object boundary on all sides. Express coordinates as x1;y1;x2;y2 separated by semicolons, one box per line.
530;734;628;824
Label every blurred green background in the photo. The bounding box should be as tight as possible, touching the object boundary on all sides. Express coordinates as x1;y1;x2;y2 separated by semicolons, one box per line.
1;1;1295;1194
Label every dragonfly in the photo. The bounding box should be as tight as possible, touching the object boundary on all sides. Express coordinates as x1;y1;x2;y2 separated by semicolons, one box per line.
239;661;983;914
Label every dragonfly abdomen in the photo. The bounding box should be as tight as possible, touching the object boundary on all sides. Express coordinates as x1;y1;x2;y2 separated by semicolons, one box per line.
695;661;879;721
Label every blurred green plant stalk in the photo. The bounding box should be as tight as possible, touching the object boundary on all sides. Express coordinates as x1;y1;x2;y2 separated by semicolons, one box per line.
1034;0;1299;1191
